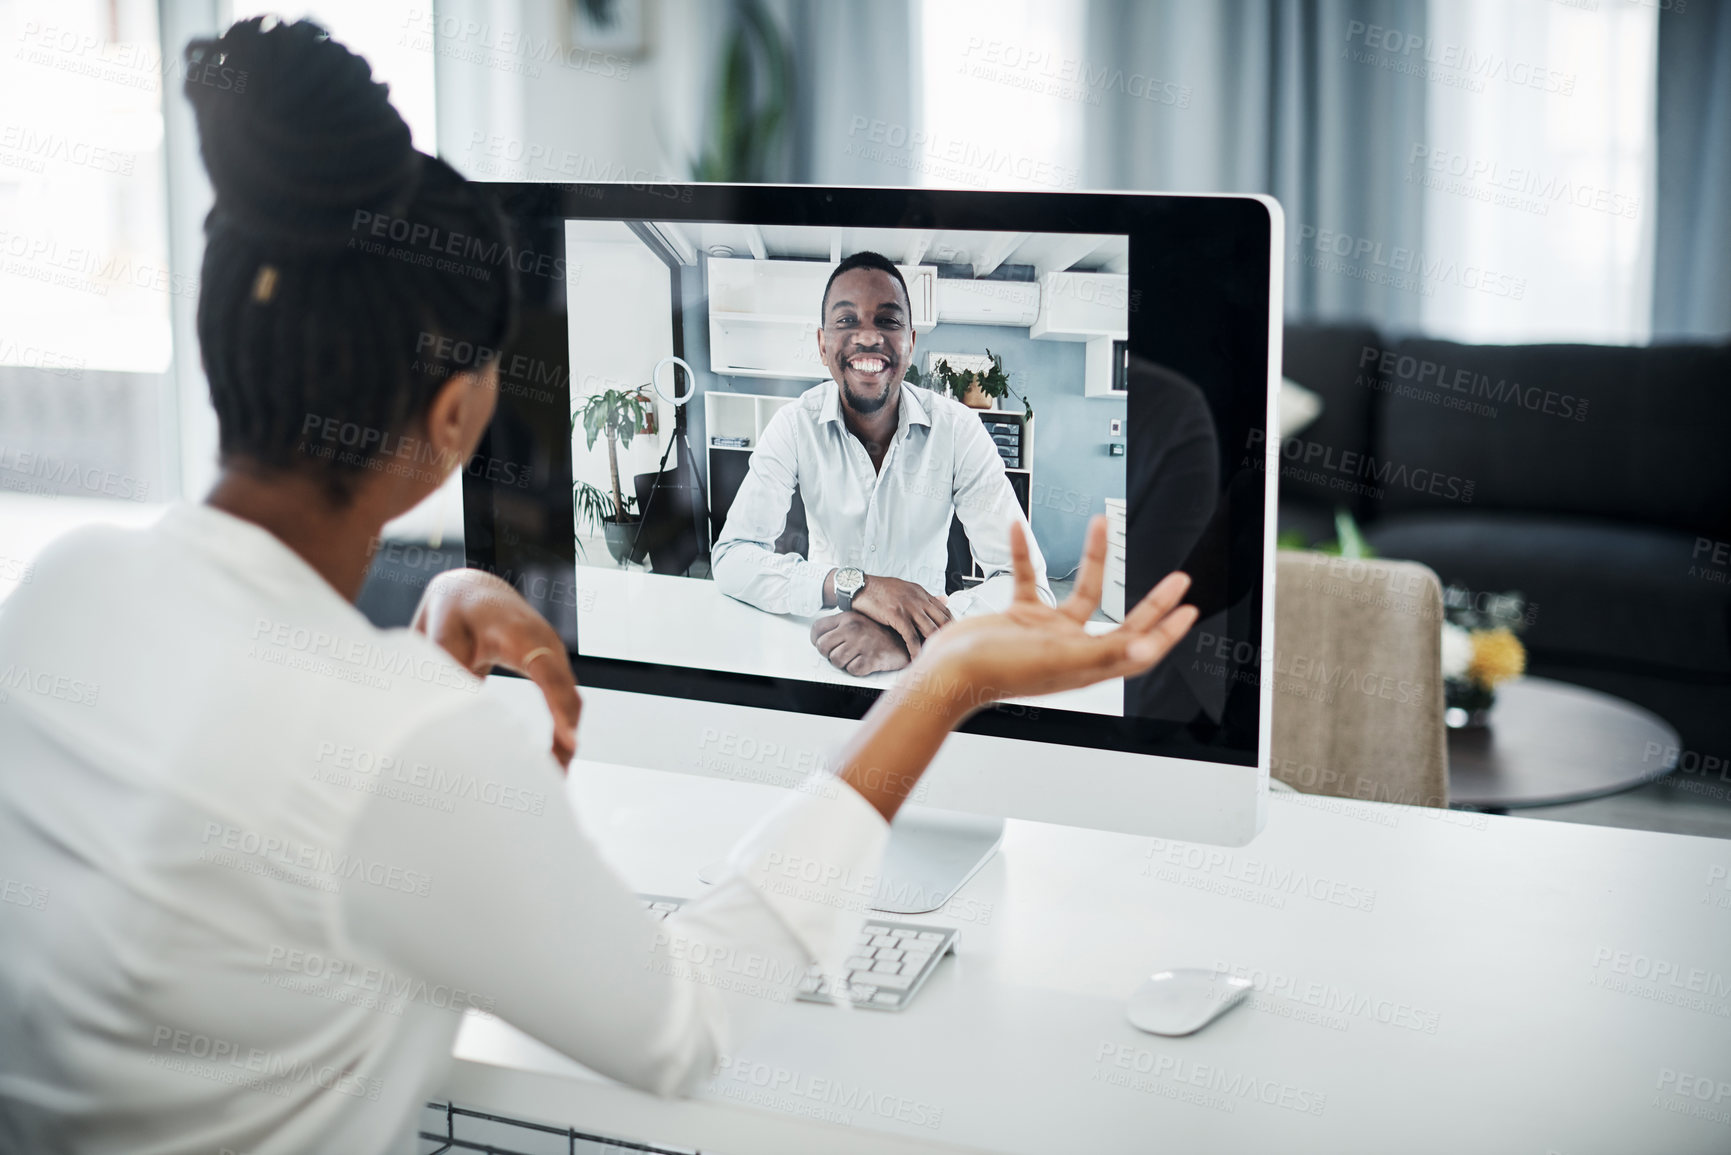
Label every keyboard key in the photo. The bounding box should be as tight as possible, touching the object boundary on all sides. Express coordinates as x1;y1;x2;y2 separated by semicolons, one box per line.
870;971;915;990
872;959;903;974
915;931;945;944
863;925;892;937
798;976;824;995
869;935;898;949
875;948;904;962
872;992;902;1007
845;956;876;972
649;902;677;912
902;951;933;971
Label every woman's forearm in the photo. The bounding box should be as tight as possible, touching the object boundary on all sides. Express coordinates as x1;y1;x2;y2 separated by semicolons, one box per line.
837;659;976;822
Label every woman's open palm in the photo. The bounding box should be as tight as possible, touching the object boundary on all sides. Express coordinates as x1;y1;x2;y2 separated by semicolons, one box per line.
918;516;1199;708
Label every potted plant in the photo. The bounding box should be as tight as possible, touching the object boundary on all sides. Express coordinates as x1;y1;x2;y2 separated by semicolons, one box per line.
573;387;652;564
918;350;1034;418
1439;586;1530;728
573;479;638;563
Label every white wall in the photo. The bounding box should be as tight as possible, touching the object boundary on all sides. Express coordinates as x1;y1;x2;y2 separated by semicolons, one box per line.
565;222;673;503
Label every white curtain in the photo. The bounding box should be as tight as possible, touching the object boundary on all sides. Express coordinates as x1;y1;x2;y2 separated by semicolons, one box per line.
1418;0;1656;345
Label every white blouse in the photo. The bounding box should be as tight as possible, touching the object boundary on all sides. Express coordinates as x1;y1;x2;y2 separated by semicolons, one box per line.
0;503;888;1155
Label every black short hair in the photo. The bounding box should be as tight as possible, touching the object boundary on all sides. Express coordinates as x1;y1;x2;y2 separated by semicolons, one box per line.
184;17;518;504
820;250;910;320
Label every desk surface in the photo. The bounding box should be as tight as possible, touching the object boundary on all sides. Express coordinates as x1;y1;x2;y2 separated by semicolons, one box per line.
445;759;1731;1155
573;563;1122;717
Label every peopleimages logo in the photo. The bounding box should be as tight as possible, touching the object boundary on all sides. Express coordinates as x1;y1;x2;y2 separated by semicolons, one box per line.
1093;1042;1328;1116
1342;20;1576;95
1295;224;1526;299
1245;428;1475;504
713;1054;945;1130
1358;346;1588;422
1407;144;1640;220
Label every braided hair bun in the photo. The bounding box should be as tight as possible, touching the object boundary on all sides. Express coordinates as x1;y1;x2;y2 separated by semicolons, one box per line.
183;18;518;502
185;18;420;252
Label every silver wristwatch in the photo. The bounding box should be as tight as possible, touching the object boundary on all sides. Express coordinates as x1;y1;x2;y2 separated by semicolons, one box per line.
834;567;866;612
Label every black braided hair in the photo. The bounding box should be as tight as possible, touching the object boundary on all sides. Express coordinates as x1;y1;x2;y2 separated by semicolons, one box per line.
184;17;518;504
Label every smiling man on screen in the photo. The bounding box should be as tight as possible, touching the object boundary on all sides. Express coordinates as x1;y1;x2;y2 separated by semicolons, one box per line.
712;251;1053;677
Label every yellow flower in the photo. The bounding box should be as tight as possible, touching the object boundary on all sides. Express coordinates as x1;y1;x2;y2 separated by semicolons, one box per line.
1468;627;1526;689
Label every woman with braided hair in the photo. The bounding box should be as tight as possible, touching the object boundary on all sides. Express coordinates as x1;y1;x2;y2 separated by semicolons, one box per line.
0;18;1196;1154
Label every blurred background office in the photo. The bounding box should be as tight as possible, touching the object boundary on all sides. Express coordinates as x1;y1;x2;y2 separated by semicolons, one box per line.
1;0;1727;833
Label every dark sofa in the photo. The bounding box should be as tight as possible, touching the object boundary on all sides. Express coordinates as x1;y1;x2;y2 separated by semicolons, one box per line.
1279;324;1731;758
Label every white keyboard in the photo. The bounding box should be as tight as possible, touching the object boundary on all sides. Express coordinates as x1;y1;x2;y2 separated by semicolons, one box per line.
637;894;957;1012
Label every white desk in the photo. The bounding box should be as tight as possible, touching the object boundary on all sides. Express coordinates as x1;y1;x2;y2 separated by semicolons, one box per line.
444;761;1731;1154
574;563;1123;717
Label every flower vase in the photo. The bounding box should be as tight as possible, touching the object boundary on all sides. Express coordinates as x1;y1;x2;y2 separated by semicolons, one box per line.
1444;678;1496;729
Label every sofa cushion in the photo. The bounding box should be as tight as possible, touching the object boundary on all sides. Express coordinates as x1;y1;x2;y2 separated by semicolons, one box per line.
1374;339;1731;538
1278;325;1388;517
1366;511;1731;677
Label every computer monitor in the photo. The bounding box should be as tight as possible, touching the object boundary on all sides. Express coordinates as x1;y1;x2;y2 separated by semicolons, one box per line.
463;183;1281;911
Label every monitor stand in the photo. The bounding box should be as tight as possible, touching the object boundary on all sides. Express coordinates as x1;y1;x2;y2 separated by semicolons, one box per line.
697;805;1005;915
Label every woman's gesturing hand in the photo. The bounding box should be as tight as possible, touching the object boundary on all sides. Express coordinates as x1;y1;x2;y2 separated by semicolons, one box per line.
911;516;1199;716
411;568;581;769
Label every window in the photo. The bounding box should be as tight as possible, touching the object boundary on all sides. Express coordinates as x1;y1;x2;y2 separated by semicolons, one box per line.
918;0;1086;193
1418;0;1658;344
1;0;171;374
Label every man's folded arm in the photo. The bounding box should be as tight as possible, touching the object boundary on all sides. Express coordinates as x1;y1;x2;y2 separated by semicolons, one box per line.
952;416;1055;612
334;698;888;1098
710;411;831;616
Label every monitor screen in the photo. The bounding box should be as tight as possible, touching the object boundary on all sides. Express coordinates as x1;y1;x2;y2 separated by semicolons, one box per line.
464;185;1274;770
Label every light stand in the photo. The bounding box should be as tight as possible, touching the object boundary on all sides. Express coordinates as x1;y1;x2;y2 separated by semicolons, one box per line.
629;356;710;575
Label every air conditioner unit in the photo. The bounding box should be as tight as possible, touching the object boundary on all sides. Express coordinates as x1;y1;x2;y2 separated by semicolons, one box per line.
934;278;1041;326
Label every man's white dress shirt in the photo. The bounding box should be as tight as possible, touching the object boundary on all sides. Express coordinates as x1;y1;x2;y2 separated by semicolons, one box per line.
711;381;1052;618
0;503;888;1155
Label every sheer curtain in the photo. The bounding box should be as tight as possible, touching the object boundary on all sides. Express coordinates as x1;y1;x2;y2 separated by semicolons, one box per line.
1078;0;1430;331
1418;0;1656;345
1073;0;1660;343
916;0;1086;192
1652;1;1731;341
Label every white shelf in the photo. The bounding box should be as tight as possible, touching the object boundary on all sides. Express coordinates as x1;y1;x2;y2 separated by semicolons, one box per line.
1031;271;1130;342
1084;336;1127;399
708;257;938;381
1101;497;1128;621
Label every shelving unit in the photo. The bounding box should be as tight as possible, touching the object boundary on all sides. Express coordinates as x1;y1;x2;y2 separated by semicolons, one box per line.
1030;271;1130;341
954;407;1034;587
1102;497;1127;621
1084;337;1129;399
1031;271;1130;401
703;390;796;546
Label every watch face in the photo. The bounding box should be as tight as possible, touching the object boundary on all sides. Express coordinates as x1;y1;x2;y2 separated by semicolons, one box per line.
837;567;864;592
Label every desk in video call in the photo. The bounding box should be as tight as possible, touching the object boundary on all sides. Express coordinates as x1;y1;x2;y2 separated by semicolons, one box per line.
572;565;1123;717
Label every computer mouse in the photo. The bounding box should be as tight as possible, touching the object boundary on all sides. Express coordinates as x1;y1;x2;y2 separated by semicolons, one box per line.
1125;968;1253;1037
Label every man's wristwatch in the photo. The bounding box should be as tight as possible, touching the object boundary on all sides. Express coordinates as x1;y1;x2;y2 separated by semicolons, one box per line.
834;567;866;613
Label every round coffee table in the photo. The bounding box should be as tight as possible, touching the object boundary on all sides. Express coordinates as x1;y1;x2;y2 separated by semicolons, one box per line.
1448;677;1680;812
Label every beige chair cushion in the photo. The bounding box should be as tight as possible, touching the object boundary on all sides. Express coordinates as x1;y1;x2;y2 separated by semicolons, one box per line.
1271;551;1449;808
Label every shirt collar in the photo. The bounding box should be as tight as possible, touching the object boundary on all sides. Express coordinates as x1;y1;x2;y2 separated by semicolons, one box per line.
818;379;934;435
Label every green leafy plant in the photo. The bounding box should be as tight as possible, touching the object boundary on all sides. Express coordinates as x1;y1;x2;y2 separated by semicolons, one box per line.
573;479;632;539
1276;508;1377;557
572;388;650;523
690;0;792;182
927;350;1033;419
